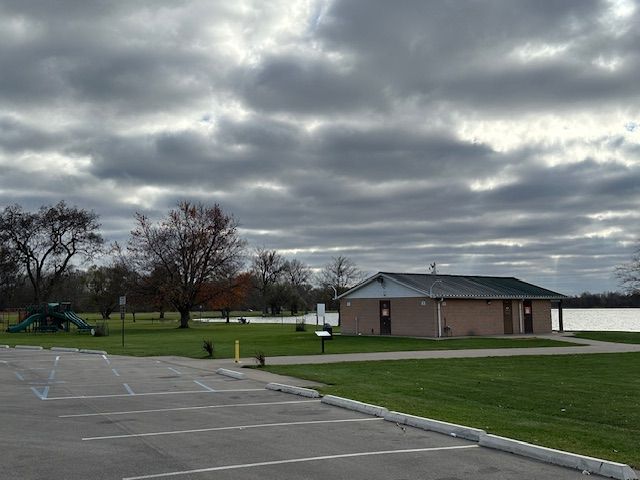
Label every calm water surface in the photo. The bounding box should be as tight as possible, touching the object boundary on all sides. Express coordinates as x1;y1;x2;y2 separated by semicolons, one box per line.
199;309;640;331
552;308;640;332
198;309;640;331
198;312;340;326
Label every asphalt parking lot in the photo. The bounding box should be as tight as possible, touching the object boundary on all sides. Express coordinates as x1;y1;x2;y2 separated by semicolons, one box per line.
0;349;608;479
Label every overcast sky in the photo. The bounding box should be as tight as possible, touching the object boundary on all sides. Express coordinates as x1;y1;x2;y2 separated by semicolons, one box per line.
1;0;639;294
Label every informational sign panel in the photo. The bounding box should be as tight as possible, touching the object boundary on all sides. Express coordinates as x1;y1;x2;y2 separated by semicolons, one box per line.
316;303;325;316
119;296;127;306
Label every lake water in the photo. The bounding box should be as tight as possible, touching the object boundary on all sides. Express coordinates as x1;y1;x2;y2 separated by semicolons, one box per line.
198;309;640;332
552;308;640;332
198;312;340;326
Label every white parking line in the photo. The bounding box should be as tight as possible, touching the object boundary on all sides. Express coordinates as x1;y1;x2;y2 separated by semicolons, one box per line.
122;445;479;479
193;380;215;392
102;355;110;365
59;399;321;418
48;370;56;381
123;383;135;395
43;388;264;400
54;356;60;367
14;372;24;381
112;368;120;377
167;367;181;375
31;386;49;400
83;417;384;441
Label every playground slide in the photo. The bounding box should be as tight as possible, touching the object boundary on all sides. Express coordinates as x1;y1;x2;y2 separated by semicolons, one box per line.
7;314;40;333
61;311;92;330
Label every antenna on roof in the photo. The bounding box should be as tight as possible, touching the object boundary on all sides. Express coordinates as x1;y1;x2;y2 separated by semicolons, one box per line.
429;262;437;275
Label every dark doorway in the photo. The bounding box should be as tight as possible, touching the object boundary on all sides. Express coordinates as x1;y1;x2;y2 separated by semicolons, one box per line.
503;300;513;334
523;300;533;333
379;300;391;335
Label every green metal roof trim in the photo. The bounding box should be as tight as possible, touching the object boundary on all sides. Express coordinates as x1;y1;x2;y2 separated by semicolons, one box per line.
342;272;566;300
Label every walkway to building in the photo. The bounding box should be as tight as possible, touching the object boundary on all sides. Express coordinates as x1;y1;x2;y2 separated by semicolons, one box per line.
153;333;640;385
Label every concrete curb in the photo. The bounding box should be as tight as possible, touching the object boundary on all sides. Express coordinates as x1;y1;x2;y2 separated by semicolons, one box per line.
321;395;388;417
14;345;44;350
0;344;9;348
479;434;638;480
79;349;107;355
385;411;486;442
50;347;80;353
216;368;246;380
265;383;321;398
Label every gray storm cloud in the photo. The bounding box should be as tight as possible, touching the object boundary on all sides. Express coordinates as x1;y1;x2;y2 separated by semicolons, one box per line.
1;0;639;294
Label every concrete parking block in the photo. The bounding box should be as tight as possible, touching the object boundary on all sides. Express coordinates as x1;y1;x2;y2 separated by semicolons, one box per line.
385;411;486;441
14;345;44;350
216;367;246;380
321;395;388;417
265;383;321;398
479;433;638;480
79;349;107;354
50;346;80;352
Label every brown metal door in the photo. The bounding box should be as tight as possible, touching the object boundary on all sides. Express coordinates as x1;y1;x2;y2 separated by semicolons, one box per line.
523;300;533;333
503;300;513;334
379;300;391;335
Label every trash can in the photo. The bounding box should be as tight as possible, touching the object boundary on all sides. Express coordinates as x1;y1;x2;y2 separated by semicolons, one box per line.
323;323;333;339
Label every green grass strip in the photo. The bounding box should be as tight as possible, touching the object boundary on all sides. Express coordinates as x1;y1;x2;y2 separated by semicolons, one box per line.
574;331;640;344
266;353;640;468
0;317;578;358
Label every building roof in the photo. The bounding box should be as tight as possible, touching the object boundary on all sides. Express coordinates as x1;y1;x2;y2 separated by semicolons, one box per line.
339;272;566;300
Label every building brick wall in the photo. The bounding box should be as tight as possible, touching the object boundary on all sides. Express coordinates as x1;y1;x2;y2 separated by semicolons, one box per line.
532;300;552;333
440;300;504;336
341;297;553;337
341;297;435;336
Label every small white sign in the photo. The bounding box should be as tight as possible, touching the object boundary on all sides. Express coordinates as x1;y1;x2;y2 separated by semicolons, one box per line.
315;330;331;337
119;296;127;306
316;303;325;316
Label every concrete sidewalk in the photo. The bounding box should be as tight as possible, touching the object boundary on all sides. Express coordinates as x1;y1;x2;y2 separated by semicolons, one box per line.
259;334;640;365
151;333;640;381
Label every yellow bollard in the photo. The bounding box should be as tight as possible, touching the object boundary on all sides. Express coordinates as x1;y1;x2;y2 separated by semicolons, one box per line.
234;340;240;363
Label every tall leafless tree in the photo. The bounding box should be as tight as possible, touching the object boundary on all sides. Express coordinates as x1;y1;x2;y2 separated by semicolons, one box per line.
0;244;20;303
0;201;103;304
318;255;363;296
283;258;311;314
128;201;245;328
251;247;285;314
616;245;640;294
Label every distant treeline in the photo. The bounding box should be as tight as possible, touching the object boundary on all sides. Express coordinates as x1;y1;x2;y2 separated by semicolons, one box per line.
564;292;640;308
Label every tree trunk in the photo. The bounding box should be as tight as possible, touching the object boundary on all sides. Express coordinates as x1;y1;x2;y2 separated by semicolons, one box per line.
179;309;190;328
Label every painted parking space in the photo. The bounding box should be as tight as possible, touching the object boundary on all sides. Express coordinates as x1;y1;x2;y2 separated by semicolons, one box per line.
0;349;606;480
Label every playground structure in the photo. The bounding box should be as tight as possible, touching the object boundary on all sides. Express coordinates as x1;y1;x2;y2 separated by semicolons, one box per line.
6;303;94;333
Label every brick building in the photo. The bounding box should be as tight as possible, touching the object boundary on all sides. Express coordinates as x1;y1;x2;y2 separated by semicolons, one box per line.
338;273;565;337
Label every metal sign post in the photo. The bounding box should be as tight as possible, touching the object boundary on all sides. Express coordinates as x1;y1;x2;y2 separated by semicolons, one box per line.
119;296;126;347
315;330;331;353
316;303;325;328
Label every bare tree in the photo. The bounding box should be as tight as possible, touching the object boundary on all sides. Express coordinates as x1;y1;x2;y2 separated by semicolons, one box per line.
616;246;640;293
318;255;363;296
128;201;245;328
0;202;103;304
283;258;311;314
85;262;133;319
251;247;285;314
0;244;21;303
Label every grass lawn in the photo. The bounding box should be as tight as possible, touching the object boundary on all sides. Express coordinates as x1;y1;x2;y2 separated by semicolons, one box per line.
0;313;579;358
574;331;640;344
266;353;640;468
